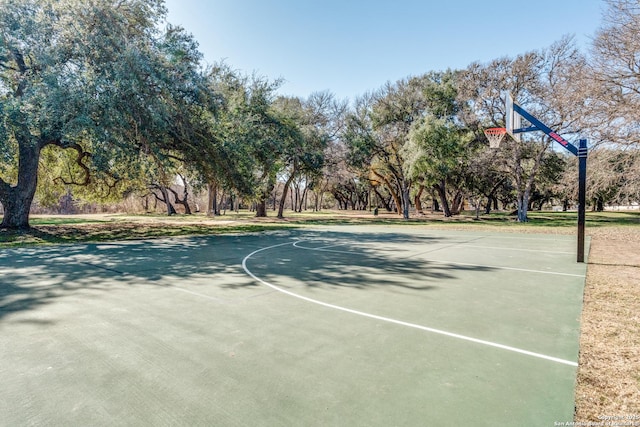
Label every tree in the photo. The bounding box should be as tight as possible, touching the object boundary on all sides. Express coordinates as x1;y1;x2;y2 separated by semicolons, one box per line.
0;0;207;228
272;91;345;218
343;77;428;219
402;70;476;217
241;79;300;218
463;148;508;214
371;78;428;219
458;37;587;221
323;139;371;211
197;64;261;216
581;0;640;207
562;147;640;210
271;96;325;218
527;152;567;210
403;115;474;217
589;0;640;147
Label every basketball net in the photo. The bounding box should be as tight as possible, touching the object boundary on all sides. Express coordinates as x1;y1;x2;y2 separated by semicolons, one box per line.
484;127;507;148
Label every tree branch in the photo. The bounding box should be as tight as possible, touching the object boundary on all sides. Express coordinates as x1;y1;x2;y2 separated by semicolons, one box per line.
49;140;92;186
0;61;18;71
147;185;168;202
12;49;28;73
166;186;180;200
11;49;30;98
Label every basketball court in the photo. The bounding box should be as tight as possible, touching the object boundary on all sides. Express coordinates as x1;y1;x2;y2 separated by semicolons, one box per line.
0;225;587;425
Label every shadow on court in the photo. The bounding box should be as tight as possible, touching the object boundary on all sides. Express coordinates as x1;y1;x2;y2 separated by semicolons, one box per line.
238;230;495;293
0;234;253;321
0;230;496;321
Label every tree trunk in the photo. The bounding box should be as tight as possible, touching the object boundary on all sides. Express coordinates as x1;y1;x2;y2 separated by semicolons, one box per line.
514;141;547;223
372;170;401;215
484;195;493;215
170;192;191;214
0;188;36;229
401;180;411;219
256;199;267;217
450;191;464;215
178;174;192;214
256;180;274;218
516;192;529;222
433;181;452;217
302;186;308;211
149;184;176;215
207;181;218;216
0;142;41;229
484;178;505;214
485;195;496;214
159;186;176;215
168;181;192;215
371;187;389;212
256;167;275;218
361;189;368;211
220;190;227;215
278;171;296;219
414;185;425;214
432;197;440;212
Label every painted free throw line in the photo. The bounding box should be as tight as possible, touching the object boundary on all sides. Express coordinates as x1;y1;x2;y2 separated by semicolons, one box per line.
241;242;578;367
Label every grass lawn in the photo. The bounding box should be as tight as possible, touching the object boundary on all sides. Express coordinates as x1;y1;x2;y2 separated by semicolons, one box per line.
1;208;639;421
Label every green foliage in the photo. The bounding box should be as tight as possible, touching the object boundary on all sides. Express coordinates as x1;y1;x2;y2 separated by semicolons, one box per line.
0;0;223;225
421;70;461;119
404;116;473;181
273;94;328;174
343;111;377;168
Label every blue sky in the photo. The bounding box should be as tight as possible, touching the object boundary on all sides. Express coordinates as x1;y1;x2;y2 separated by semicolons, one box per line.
163;0;605;101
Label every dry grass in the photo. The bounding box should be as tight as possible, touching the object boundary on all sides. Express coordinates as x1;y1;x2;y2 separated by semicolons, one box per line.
0;216;293;246
575;226;640;420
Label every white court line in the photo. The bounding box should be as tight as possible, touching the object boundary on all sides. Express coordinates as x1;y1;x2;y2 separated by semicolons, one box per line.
420;258;585;277
457;244;574;255
316;243;349;250
293;242;585;278
425;233;576;241
298;238;564;254
172;287;227;303
242;242;578;367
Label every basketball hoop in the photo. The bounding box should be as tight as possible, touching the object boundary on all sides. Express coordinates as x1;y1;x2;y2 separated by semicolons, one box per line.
484;127;507;148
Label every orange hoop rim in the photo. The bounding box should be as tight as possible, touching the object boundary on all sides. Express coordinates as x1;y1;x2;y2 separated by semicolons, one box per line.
484;127;507;136
484;127;507;148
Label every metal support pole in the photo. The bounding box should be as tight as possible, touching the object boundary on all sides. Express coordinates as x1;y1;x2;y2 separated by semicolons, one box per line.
509;98;588;262
577;139;588;263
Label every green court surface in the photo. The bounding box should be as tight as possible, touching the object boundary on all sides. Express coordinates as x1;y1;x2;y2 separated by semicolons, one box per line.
0;226;588;426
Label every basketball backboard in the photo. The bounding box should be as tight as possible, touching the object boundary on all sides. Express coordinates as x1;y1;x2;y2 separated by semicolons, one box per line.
505;93;521;142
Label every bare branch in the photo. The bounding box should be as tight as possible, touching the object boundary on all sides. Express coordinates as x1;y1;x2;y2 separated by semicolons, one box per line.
48;140;92;186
